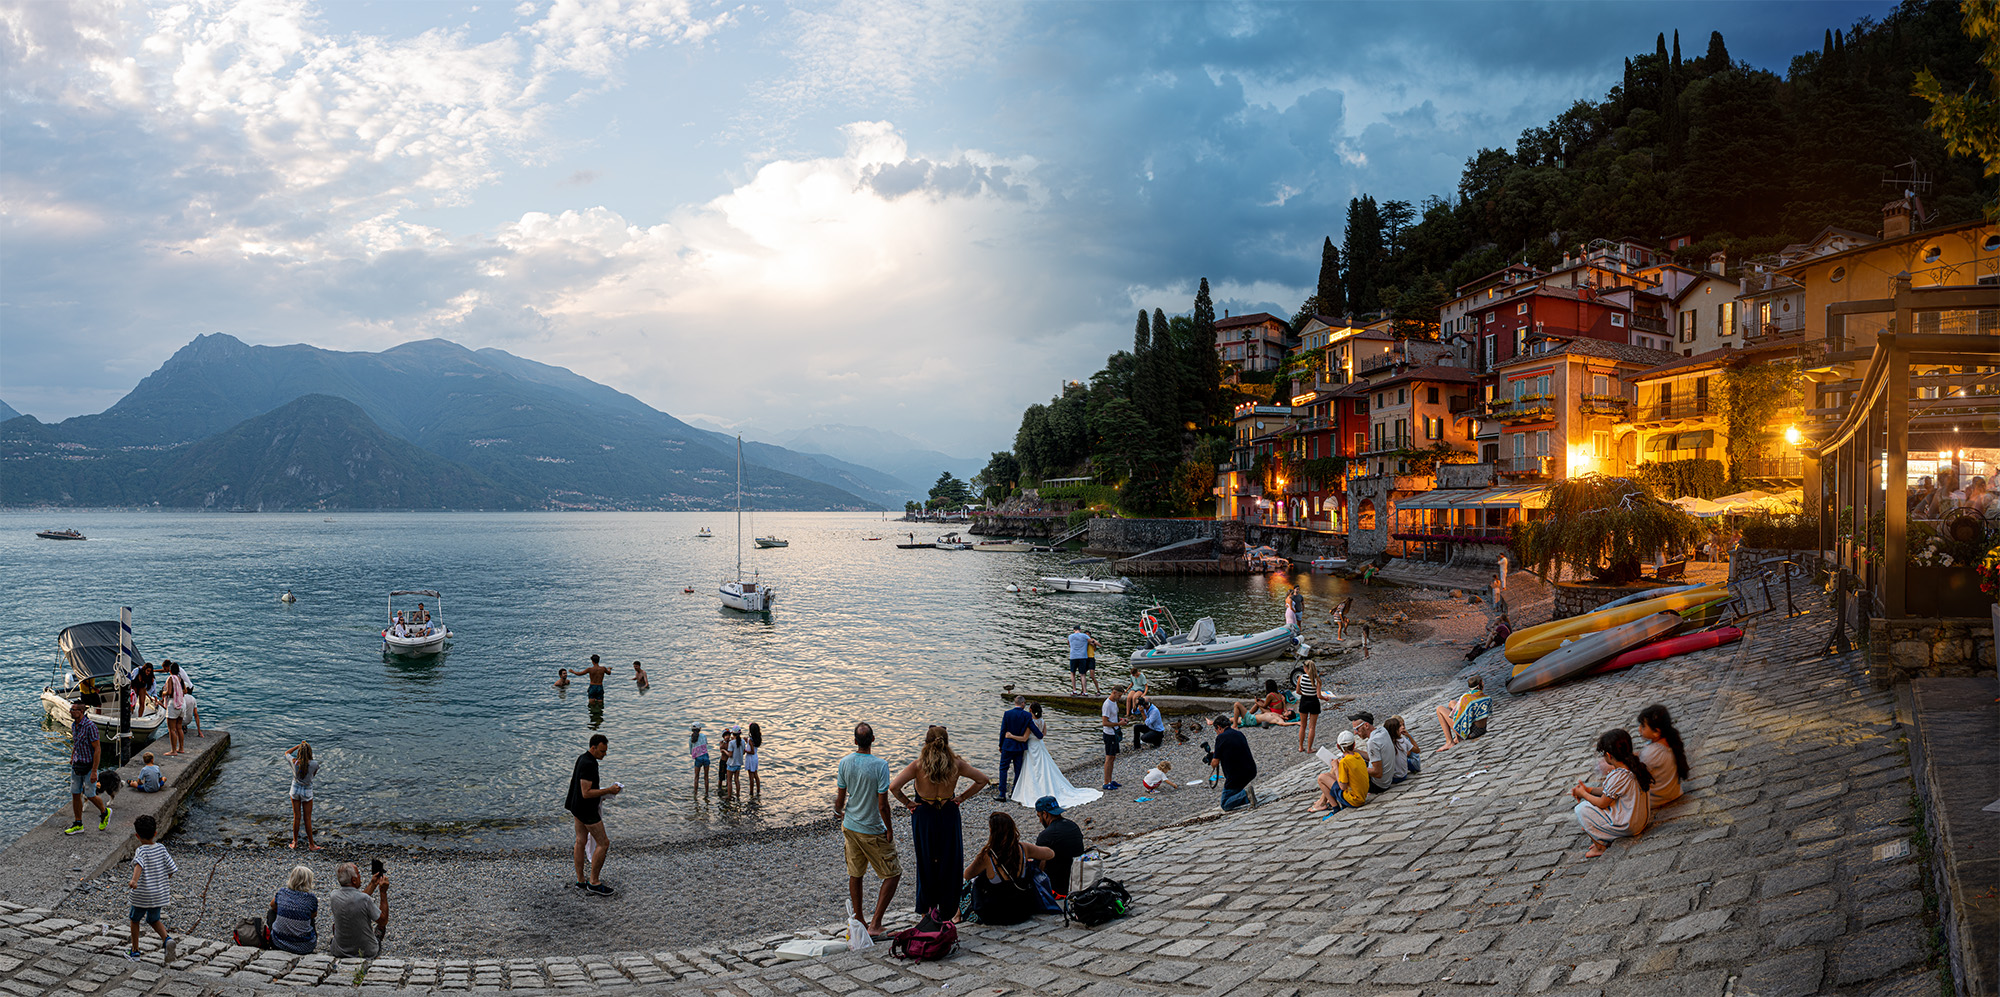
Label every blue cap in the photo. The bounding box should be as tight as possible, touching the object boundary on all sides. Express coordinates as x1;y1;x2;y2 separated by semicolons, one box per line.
1035;796;1063;815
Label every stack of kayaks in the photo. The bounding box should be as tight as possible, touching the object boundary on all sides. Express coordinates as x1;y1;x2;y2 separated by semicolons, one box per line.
1502;581;1737;694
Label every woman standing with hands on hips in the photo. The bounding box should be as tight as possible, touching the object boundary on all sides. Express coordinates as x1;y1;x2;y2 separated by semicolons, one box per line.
889;727;990;918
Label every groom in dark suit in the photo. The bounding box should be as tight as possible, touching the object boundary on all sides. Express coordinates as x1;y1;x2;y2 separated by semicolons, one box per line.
996;696;1036;800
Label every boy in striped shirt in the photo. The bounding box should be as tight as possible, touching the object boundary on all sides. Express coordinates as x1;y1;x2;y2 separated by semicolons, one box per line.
126;815;177;963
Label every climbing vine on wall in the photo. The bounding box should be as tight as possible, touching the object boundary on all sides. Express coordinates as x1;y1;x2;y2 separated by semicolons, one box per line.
1719;358;1805;474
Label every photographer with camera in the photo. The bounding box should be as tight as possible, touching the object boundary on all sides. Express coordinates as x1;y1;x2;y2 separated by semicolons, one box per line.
327;861;387;958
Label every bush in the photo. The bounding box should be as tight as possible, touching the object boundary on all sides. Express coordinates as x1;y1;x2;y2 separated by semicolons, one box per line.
1514;474;1702;583
1739;513;1818;550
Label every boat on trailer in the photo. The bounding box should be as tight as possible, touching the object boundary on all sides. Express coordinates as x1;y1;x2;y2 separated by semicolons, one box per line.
1128;604;1298;671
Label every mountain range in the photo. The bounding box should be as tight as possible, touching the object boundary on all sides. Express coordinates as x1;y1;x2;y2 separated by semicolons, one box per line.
0;335;968;511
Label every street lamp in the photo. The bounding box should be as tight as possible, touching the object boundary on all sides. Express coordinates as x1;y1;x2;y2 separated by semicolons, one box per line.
1783;425;1802;445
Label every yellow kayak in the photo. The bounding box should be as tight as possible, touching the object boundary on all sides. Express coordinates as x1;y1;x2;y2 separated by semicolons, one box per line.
1507;584;1728;666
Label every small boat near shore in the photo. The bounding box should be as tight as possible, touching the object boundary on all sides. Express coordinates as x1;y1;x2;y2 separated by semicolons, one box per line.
36;529;86;541
935;532;970;550
1310;556;1347;572
1038;576;1132;593
40;618;167;739
1130;604;1299;671
720;437;777;613
382;589;451;656
697;527;713;539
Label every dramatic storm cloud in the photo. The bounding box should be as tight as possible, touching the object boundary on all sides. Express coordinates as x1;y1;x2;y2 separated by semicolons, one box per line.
0;0;1889;453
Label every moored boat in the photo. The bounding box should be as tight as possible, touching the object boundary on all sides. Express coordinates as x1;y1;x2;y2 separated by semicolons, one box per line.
40;616;167;740
1129;604;1298;670
36;529;86;541
1038;576;1132;593
973;539;1037;552
720;437;777;612
753;537;789;548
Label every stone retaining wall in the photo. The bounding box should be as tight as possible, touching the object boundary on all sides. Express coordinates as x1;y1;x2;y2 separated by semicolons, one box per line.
1865;615;1998;687
1551;581;1662;620
1086;517;1234;554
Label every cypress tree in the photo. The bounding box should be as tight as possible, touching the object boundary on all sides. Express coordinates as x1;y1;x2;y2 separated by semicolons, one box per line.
1154;308;1171;353
1192;279;1216;349
1134;310;1149;354
1705;30;1728;72
1672;30;1681;75
1823;28;1833;64
1317;237;1344;318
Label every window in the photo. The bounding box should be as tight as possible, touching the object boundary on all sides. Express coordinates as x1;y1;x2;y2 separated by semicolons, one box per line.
1536;374;1550;397
1426;386;1439;404
1535;430;1550;455
1922;245;1941;263
1695;376;1709;400
1354;399;1367;414
1592;431;1610;458
1679;311;1696;342
1395;418;1408;442
1514;329;1527;355
1483;336;1496;369
1719;301;1735;336
1397;388;1407;405
1353;432;1365;454
1516;302;1529;315
1376;393;1385;408
1512;434;1526;457
1830;266;1846;283
1426;417;1442;441
1593;374;1609;396
1611;313;1626;327
1513;380;1527;400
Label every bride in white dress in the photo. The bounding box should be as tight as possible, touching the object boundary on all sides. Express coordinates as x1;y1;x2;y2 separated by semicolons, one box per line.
1009;705;1104;810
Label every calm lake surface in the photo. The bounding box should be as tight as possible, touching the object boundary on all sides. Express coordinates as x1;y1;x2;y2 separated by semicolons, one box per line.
1;511;1367;848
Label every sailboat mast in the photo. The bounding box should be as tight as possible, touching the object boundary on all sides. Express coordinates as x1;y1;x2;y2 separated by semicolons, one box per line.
735;436;744;580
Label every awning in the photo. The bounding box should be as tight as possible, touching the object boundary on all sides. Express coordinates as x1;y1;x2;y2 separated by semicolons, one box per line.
1646;435;1674;452
1393;491;1461;510
1675;430;1714;448
1446;485;1550;509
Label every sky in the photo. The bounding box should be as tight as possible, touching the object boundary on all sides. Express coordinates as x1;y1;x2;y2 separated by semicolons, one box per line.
1;0;1894;457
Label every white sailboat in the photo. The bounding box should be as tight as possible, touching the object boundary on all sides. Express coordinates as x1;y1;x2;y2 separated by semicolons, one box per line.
719;436;777;613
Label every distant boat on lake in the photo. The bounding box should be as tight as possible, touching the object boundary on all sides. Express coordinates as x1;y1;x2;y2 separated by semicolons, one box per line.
36;529;86;541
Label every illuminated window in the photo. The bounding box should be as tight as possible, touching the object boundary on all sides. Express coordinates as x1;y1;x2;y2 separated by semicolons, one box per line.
1922;245;1941;263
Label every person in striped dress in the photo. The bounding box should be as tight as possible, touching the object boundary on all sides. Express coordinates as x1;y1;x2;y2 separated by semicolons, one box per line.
1570;729;1653;858
1294;660;1323;753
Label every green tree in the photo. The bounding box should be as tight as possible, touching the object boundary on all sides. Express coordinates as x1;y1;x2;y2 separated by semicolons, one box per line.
977;451;1020;495
928;471;971;507
1915;0;2000;218
1088;396;1150;480
1316;236;1344;317
1514;474;1701;584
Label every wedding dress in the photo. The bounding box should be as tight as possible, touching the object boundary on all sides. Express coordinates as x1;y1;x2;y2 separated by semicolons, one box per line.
1009;728;1103;810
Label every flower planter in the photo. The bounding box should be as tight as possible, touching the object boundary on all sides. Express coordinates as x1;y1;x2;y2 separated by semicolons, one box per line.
1904;565;1989;618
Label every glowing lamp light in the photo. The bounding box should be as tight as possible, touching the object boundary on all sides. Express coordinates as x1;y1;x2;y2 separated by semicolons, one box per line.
1783;426;1802;445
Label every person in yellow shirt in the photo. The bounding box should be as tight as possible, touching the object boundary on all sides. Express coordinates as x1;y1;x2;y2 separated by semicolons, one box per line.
1308;731;1370;813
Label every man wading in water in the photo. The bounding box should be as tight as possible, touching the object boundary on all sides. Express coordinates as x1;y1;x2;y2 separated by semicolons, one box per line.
566;734;621;896
576;655;613;704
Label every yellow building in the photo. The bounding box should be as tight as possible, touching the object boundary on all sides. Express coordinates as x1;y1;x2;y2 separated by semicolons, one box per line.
1777;212;1999;351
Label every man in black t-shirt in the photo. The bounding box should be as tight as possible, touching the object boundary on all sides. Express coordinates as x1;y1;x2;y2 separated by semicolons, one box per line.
1032;796;1086;895
1211;715;1258;811
565;735;620;895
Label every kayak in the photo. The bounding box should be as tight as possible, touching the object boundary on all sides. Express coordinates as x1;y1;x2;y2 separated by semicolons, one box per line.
1507;612;1685;694
1585;627;1744;677
1592;582;1709;612
1506;584;1727;664
1675;594;1735;625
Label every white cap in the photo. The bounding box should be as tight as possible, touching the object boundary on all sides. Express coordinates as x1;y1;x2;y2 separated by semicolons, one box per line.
1335;730;1358;748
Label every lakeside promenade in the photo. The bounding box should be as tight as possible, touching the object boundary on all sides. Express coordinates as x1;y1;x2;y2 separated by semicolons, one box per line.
0;609;1962;997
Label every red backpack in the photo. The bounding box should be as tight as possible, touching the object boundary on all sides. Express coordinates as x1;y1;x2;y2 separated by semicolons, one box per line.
890;908;957;962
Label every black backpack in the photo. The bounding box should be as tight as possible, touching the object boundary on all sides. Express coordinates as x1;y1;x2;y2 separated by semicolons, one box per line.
1068;878;1131;927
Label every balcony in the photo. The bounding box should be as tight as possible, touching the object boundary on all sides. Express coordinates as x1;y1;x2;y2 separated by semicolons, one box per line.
1360;434;1415;455
1629;314;1667;335
1579;394;1629;418
1489;396;1556;424
1500;455;1552;477
1636;397;1714;422
1737;456;1805;481
1744;315;1808;345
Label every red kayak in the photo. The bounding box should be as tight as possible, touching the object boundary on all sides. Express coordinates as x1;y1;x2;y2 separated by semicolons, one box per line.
1586;627;1744;677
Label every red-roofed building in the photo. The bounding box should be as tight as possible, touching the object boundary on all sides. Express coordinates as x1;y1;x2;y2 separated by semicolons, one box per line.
1213;312;1292;377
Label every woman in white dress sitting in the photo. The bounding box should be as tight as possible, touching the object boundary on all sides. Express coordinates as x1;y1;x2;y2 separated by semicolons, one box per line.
1008;704;1103;811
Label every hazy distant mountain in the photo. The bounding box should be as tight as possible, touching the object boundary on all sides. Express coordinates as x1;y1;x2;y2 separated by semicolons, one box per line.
155;395;529;510
1;334;891;510
774;424;984;493
0;399;19;422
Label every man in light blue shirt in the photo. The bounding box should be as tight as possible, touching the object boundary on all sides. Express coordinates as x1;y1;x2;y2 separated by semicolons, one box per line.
1133;697;1167;749
1068;626;1097;695
834;723;899;937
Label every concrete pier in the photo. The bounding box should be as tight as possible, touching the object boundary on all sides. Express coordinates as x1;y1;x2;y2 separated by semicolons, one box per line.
0;729;229;909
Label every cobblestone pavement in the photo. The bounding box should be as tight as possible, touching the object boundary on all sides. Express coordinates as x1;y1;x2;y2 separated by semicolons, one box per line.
0;610;1943;996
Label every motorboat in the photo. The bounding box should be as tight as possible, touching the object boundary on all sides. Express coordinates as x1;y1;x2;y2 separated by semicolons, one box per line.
720;437;777;613
1128;604;1299;671
754;536;789;549
36;529;86;541
1038;576;1132;594
1310;557;1348;572
697;527;714;539
974;539;1037;552
382;589;451;656
1245;545;1291;572
40;616;167;741
935;532;971;550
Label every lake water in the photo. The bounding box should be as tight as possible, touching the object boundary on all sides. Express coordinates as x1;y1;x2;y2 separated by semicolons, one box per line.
0;511;1368;848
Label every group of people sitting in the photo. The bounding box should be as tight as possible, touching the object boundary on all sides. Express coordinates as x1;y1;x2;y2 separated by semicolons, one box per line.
1309;710;1423;813
1910;471;1996;520
251;862;390;958
388;604;434;638
1570;703;1690;857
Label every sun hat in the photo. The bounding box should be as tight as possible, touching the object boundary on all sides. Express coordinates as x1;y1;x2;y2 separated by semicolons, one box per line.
691;722;703;730
1035;796;1064;816
1336;730;1358;748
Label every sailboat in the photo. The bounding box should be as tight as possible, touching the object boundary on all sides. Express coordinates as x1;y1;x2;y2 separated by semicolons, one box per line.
719;437;777;613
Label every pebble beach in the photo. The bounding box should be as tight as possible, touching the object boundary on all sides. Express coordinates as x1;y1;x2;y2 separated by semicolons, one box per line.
56;582;1532;959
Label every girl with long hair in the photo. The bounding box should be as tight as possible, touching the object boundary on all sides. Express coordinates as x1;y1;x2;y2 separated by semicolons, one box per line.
889;726;990;918
746;722;763;795
1295;659;1323;752
1635;704;1690;807
284;741;322;850
959;811;1055;925
1570;729;1653;858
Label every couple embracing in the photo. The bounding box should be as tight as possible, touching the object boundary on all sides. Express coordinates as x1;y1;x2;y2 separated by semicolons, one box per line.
996;697;1102;810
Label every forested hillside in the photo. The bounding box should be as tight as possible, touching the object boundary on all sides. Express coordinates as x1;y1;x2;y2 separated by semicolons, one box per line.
987;2;1995;518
